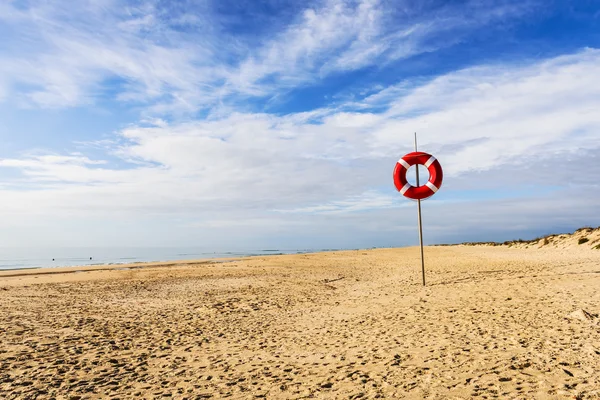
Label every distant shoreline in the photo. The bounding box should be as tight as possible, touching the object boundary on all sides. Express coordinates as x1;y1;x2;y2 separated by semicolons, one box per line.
2;226;598;274
0;258;234;278
0;248;341;277
0;249;315;272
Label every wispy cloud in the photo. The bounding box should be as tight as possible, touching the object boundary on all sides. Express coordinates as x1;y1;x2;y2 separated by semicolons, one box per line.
1;0;598;247
275;190;401;214
0;0;226;110
1;49;599;226
0;0;537;113
364;49;600;173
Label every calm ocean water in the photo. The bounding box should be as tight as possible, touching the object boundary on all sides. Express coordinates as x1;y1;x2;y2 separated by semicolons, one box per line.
0;247;321;271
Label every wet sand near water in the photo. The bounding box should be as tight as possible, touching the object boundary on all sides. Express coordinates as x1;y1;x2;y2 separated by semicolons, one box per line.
1;246;599;399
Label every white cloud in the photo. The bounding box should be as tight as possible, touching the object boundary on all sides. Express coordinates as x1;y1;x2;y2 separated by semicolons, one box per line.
0;49;599;246
0;0;227;110
0;1;598;247
276;190;401;214
0;0;535;113
367;48;600;175
227;0;535;95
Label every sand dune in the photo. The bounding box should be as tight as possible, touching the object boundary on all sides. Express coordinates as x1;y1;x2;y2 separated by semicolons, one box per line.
1;244;600;399
459;226;600;250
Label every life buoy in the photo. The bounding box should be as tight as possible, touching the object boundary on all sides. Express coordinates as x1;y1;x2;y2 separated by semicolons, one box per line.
393;152;443;200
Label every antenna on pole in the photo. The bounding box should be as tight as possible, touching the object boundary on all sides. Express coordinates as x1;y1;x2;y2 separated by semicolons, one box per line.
414;132;426;286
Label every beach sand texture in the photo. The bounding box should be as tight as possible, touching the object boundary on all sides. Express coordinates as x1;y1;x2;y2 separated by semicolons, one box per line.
1;244;600;399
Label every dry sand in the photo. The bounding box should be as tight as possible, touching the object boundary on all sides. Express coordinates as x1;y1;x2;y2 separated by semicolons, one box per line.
1;244;600;399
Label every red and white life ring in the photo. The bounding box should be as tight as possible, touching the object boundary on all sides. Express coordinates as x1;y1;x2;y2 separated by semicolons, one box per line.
393;152;443;200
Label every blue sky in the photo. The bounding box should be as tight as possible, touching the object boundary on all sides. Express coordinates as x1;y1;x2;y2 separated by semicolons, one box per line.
0;0;599;248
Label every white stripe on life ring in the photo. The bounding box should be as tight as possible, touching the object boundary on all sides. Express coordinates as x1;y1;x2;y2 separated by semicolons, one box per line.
398;159;411;170
425;181;439;193
399;182;411;195
424;156;436;168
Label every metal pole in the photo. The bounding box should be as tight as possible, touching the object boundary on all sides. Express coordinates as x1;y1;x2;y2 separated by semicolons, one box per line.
414;132;426;286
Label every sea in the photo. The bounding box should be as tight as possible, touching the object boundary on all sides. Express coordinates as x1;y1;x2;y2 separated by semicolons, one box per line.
0;247;326;271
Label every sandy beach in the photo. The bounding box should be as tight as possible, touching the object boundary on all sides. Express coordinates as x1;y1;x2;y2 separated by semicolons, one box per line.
1;241;600;399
